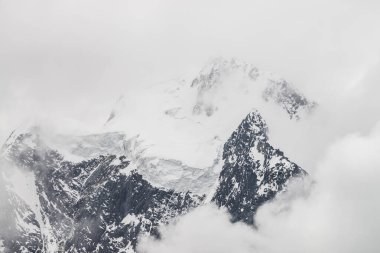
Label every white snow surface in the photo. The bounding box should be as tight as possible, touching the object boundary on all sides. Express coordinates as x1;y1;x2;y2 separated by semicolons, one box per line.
3;58;315;196
20;58;314;195
103;58;313;169
121;214;140;226
1;162;59;253
0;240;4;252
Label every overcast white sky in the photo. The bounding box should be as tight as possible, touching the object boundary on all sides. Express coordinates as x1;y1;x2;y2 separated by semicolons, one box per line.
1;1;380;252
139;121;380;253
1;0;380;143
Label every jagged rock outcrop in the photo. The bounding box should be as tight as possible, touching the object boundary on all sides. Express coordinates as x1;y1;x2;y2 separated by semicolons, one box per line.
190;58;316;119
0;182;42;253
0;109;307;252
0;57;315;252
1;133;203;252
65;169;202;252
212;111;307;224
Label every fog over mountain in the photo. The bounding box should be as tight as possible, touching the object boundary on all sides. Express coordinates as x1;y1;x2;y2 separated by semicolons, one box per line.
1;0;380;252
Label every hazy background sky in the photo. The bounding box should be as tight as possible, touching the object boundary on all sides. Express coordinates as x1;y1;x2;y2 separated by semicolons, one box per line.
139;122;380;253
1;1;380;252
1;0;380;145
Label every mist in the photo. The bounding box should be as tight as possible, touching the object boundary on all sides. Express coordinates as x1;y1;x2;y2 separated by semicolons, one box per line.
1;0;380;252
138;122;380;253
1;0;380;143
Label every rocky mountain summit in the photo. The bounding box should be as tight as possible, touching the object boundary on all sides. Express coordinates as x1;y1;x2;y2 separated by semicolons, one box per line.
213;111;307;224
1;110;307;253
190;58;316;119
0;58;313;252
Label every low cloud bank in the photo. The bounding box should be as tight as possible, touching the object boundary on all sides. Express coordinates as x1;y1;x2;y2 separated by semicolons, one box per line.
138;122;380;253
138;204;259;253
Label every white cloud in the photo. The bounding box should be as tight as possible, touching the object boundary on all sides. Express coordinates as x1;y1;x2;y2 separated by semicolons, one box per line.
138;205;260;253
0;1;379;251
138;122;380;253
1;0;380;145
255;122;380;253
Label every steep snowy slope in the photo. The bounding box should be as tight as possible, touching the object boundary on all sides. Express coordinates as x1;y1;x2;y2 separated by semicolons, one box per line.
1;132;203;252
104;58;315;168
212;111;307;224
0;57;315;252
0;168;42;253
1;109;307;252
101;57;315;194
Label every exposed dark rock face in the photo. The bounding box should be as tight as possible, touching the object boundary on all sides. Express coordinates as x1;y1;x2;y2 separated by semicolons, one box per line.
1;133;203;253
65;169;202;252
212;111;307;224
263;79;316;120
0;184;42;253
0;110;307;252
190;58;316;119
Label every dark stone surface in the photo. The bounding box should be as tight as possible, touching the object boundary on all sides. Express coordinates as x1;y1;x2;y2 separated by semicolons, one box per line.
1;110;307;252
212;111;307;224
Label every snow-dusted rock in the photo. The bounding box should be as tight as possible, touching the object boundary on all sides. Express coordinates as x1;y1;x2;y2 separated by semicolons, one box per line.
0;58;312;252
212;111;307;224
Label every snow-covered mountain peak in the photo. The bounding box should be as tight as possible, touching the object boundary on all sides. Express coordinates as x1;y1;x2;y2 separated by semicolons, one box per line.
189;57;316;119
242;110;269;138
101;58;316;170
1;107;308;252
213;110;306;223
191;57;259;88
0;57;315;252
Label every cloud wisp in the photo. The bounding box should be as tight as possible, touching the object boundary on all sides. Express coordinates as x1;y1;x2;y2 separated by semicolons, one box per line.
138;122;380;253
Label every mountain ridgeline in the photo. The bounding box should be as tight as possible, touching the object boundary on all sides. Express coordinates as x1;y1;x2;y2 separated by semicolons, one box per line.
0;58;314;253
212;111;307;224
0;110;306;253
